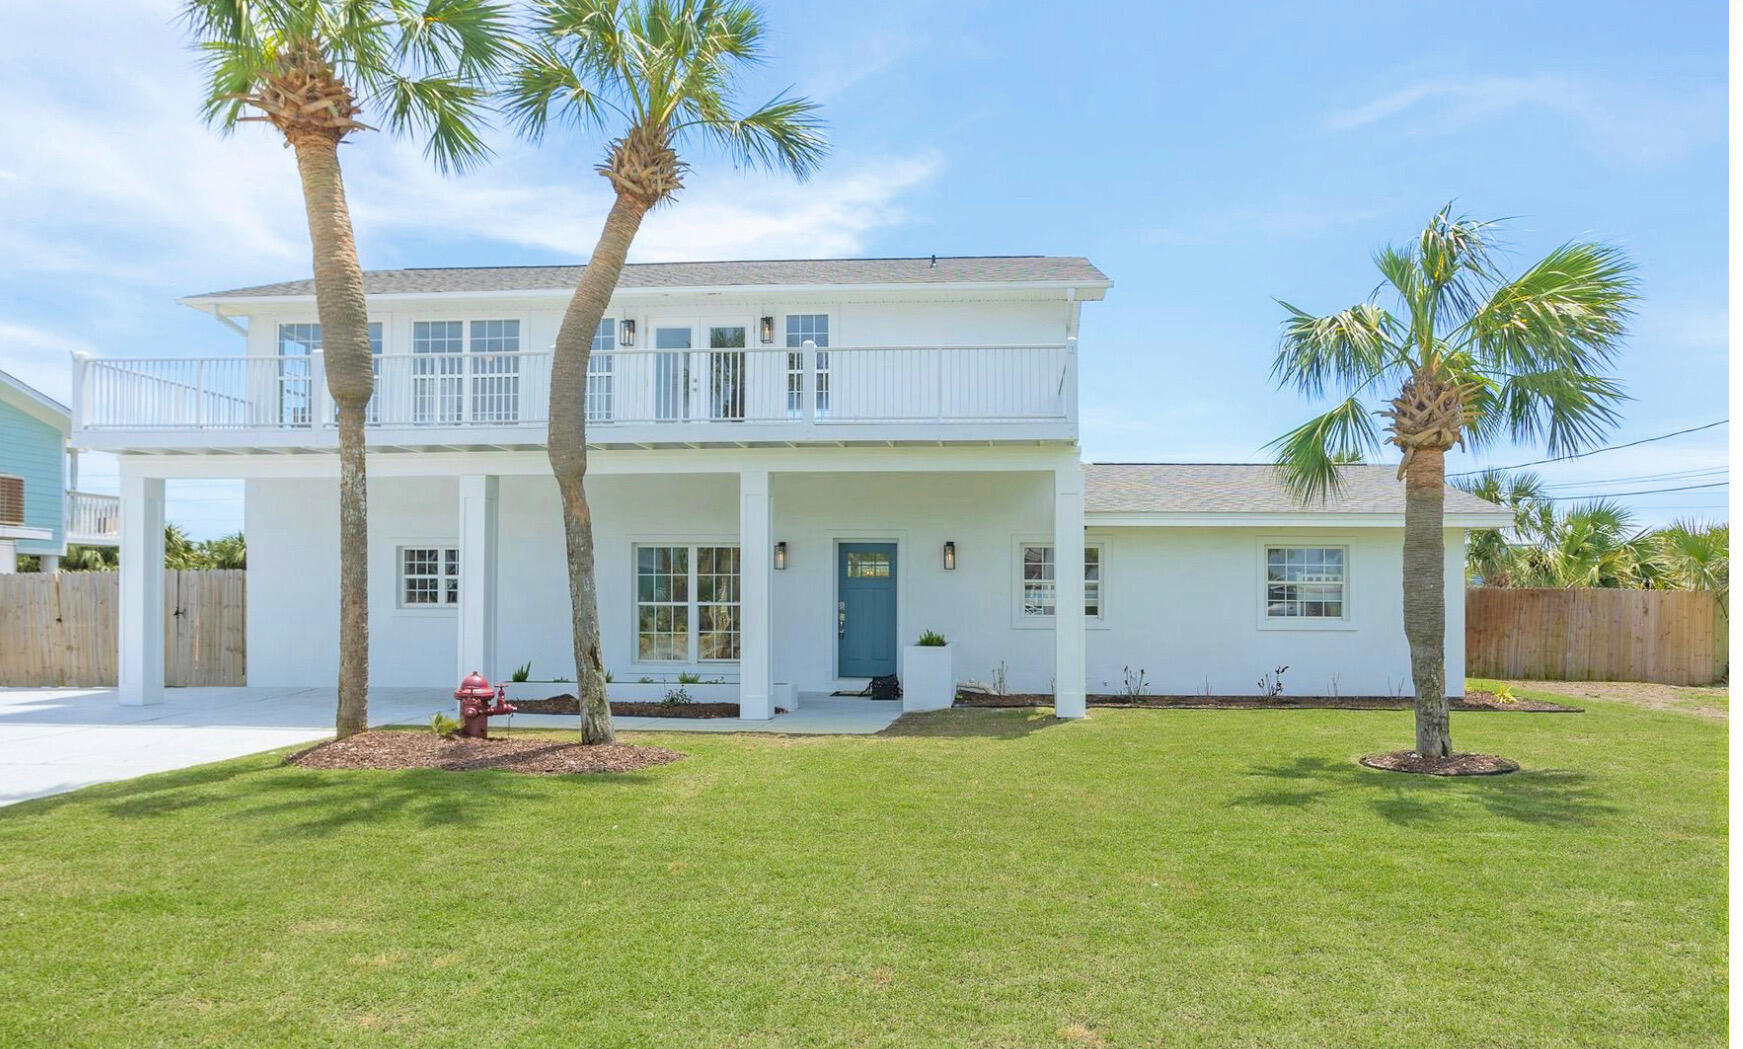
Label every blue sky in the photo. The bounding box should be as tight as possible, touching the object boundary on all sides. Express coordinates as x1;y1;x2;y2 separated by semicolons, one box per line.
0;0;1727;537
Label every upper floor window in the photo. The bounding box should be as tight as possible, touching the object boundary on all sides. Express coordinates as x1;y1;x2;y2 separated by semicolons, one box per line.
587;318;615;422
1264;546;1346;620
409;320;520;424
276;322;381;426
1019;543;1103;619
785;313;830;417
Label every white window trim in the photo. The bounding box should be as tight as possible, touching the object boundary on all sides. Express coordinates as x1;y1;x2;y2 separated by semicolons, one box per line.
781;309;835;418
1255;537;1357;632
629;538;743;667
1011;537;1109;630
395;543;460;612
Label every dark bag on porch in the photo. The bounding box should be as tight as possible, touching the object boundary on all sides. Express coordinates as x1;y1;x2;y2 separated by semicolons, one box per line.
868;674;902;701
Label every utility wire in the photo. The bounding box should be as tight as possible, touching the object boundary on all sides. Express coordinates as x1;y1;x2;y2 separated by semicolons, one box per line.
1544;480;1729;500
1538;466;1729;489
1446;419;1729;477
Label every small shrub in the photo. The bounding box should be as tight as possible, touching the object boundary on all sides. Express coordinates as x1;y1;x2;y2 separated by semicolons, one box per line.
1120;665;1148;699
662;687;692;706
677;672;702;684
1493;683;1518;704
916;630;947;647
989;661;1009;698
430;712;461;737
1257;665;1288;698
603;669;613;683
510;661;532;683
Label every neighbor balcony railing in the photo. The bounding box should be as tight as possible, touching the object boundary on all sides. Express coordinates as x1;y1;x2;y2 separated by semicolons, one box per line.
66;490;120;545
72;342;1076;434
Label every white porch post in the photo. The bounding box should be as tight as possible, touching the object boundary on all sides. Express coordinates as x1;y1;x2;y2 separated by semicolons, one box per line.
40;554;59;575
119;472;165;706
739;468;773;720
1053;463;1087;718
457;475;500;683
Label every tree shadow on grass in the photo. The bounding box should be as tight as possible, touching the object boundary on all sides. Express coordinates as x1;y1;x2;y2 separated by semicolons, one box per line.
1228;755;1617;827
877;707;1068;739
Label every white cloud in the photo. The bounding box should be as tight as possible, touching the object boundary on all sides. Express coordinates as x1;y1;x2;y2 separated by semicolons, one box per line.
0;322;94;402
1324;73;1723;168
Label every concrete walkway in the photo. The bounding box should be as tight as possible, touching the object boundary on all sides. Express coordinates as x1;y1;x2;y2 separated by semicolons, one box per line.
0;686;903;806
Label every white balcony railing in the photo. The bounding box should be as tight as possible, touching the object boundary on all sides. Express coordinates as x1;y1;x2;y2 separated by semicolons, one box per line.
66;490;120;545
72;342;1076;442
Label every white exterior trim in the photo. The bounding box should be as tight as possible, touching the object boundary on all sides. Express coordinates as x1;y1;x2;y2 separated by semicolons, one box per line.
1253;536;1357;633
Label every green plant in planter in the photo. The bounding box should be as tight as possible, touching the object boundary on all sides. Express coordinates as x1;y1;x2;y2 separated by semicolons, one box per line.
511;661;532;683
677;671;702;684
662;687;692;706
916;630;947;646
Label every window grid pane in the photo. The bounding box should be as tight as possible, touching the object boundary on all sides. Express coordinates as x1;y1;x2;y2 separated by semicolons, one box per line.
785;314;830;417
636;545;691;660
587;319;615;422
401;546;459;606
1021;544;1103;617
697;546;741;661
276;323;319;427
469;319;520;423
412;321;465;424
1265;546;1346;619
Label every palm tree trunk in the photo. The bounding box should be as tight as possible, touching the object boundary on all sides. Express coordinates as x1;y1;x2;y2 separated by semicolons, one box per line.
291;133;374;739
1403;447;1451;756
549;192;649;745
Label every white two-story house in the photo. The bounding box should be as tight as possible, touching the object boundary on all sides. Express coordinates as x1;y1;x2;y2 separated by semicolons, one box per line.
70;255;1506;717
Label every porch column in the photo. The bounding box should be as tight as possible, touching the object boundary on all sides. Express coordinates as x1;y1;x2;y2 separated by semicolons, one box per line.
457;475;500;682
119;472;165;706
40;554;59;575
1053;463;1087;718
739;468;773;720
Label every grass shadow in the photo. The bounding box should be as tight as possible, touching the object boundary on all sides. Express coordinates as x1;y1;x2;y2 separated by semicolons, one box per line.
878;707;1068;739
1228;755;1618;827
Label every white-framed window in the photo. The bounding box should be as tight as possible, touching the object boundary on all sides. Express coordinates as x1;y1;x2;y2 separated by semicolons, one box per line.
469;318;520;422
785;313;830;417
412;320;465;424
1019;543;1104;619
399;546;459;607
587;318;615;422
1264;545;1347;620
278;322;383;426
634;543;741;662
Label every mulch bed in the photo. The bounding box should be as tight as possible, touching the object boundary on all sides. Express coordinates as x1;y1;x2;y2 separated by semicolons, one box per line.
289;730;684;776
1359;751;1521;776
954;690;1580;713
512;694;745;719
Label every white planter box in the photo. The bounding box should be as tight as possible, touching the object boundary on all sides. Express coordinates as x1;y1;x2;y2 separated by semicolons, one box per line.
901;644;955;712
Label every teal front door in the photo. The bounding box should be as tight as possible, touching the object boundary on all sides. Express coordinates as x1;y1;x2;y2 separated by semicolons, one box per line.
838;543;897;678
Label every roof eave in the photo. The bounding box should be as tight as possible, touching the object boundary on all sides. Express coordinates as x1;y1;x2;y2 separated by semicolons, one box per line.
179;277;1112;308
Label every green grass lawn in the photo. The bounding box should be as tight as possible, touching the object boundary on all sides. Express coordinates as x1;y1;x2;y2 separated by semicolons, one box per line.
0;687;1725;1048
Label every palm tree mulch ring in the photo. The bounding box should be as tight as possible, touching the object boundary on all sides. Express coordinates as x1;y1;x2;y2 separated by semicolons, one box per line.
1359;751;1520;776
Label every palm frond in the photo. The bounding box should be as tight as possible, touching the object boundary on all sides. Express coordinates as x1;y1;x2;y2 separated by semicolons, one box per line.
1270;300;1401;398
1493;367;1628;458
1266;396;1384;504
688;89;826;177
1467;240;1638;377
379;74;495;173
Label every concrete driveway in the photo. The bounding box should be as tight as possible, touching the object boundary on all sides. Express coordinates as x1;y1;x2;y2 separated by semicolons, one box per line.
0;686;902;806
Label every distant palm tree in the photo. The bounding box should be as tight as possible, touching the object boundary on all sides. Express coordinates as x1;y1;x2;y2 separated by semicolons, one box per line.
504;0;825;744
1529;500;1646;589
1271;206;1636;758
1454;468;1549;585
183;0;512;737
1644;519;1729;606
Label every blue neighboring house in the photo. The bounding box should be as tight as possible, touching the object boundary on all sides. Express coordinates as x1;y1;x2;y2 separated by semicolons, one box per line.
0;369;75;572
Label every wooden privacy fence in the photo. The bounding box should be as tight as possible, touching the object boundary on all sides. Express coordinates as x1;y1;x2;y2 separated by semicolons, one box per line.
1466;587;1727;686
0;570;245;686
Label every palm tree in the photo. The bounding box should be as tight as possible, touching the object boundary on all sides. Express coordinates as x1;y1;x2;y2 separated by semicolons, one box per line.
1645;519;1729;605
1270;206;1636;758
1453;468;1548;585
183;0;512;737
1533;500;1647;588
504;0;825;744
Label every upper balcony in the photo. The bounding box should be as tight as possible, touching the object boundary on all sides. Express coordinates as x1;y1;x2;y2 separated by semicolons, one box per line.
71;341;1078;453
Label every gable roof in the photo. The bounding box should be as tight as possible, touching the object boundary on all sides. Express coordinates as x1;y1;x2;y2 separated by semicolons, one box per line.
186;256;1111;301
0;368;71;433
1084;463;1509;524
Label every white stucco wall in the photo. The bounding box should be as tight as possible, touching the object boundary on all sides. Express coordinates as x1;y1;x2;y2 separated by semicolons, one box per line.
1083;526;1466;698
246;471;1467;698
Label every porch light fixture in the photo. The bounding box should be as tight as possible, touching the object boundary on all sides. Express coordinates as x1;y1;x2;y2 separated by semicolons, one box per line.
774;541;788;570
942;541;956;570
759;315;775;344
619;319;636;347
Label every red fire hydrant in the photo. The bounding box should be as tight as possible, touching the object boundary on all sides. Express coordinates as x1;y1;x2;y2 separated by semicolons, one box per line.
455;671;516;738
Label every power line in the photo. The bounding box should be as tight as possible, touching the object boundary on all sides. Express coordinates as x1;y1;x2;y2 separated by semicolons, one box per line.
1447;419;1729;477
1545;480;1729;500
1538;466;1728;489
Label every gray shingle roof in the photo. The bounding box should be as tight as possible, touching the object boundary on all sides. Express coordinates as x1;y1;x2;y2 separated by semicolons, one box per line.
190;256;1110;299
1085;463;1507;517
